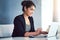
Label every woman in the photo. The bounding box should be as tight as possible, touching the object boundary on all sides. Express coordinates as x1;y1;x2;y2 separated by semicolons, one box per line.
12;1;48;37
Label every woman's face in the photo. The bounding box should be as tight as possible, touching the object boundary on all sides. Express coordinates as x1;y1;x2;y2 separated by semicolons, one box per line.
24;5;35;17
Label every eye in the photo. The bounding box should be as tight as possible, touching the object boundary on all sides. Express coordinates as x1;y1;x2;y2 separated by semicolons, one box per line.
30;9;33;10
30;8;35;11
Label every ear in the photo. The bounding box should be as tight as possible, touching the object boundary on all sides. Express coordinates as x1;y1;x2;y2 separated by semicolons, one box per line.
24;6;27;11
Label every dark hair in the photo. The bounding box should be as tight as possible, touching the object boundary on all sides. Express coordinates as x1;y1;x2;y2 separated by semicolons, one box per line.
21;1;36;12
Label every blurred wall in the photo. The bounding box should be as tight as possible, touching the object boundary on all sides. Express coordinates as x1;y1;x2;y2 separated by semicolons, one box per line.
53;0;60;32
41;0;53;31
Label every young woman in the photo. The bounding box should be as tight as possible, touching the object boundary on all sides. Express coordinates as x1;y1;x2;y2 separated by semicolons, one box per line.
12;1;48;37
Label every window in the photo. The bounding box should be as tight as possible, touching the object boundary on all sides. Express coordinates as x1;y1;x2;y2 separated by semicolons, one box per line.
41;0;54;31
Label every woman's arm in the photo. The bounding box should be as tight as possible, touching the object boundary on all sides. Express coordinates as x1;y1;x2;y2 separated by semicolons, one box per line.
24;28;48;37
24;32;39;37
24;28;41;37
12;16;26;37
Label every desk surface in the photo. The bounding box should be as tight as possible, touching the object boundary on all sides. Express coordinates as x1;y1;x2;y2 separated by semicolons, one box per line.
0;34;60;40
0;36;60;40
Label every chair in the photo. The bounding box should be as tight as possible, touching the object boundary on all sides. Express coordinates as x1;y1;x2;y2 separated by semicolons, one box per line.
0;24;14;37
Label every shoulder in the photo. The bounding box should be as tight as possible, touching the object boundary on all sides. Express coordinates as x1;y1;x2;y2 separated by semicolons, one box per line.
13;14;24;24
14;14;23;20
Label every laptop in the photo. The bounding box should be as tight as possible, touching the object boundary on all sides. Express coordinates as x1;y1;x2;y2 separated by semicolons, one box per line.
47;22;58;37
34;22;59;38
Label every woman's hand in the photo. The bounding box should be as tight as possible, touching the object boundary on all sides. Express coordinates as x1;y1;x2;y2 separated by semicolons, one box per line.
36;28;42;35
41;31;48;34
36;28;48;35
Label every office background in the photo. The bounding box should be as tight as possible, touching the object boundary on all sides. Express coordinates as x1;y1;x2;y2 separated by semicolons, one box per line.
0;0;41;29
0;0;60;37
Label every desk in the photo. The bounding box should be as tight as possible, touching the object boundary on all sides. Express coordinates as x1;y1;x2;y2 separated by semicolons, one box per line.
0;36;60;40
0;33;60;40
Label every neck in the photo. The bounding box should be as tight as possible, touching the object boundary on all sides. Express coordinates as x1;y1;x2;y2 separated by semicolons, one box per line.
23;13;29;19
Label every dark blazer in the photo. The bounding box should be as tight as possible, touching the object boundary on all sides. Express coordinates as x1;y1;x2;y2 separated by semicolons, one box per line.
12;14;35;37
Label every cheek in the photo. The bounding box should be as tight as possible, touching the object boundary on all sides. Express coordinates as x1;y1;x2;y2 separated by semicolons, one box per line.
28;10;31;13
28;10;33;14
28;11;32;14
28;12;33;16
27;10;34;16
